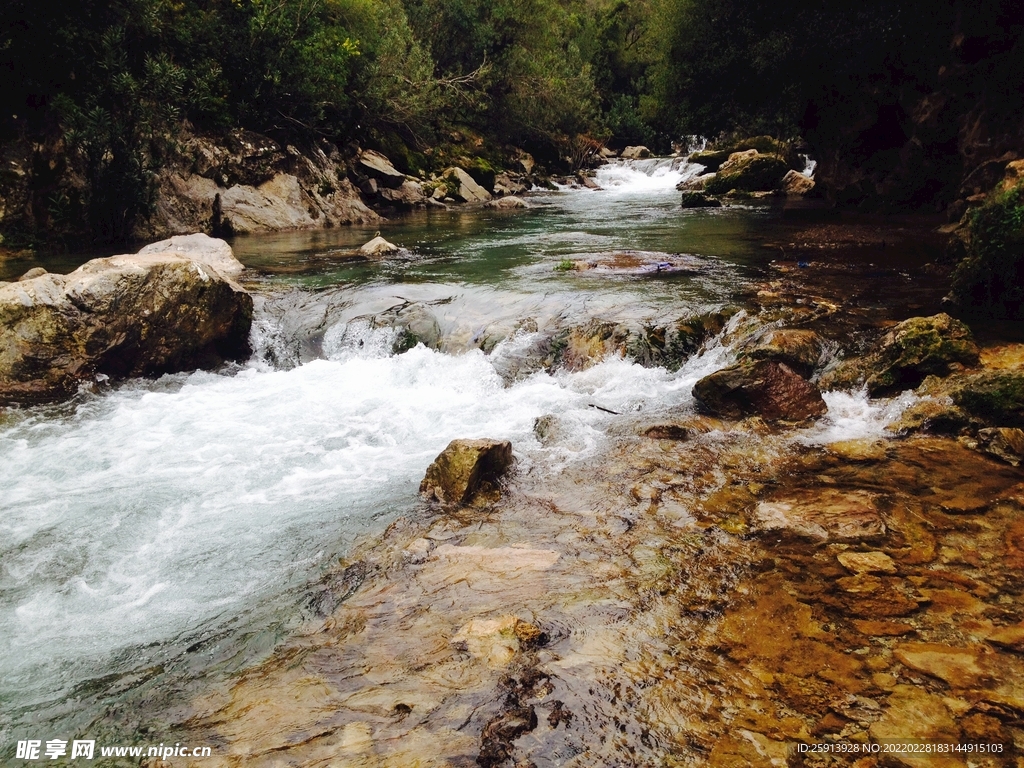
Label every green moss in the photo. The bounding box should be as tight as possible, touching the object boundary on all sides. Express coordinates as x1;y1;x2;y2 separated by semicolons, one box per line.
952;372;1024;428
705;154;788;194
688;149;732;172
554;258;575;271
949;184;1024;319
460;157;496;192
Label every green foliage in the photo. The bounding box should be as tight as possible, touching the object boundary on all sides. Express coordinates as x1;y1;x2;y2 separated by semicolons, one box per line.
554;258;576;271
950;184;1024;319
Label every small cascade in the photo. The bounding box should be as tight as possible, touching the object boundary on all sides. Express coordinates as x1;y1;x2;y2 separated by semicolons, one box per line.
592;157;705;194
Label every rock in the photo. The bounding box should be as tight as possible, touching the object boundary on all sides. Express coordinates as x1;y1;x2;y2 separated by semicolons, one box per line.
740;328;823;376
687;149;733;172
705;151;789;195
357;150;406;188
826;439;889;462
692;360;828;421
838;551;897;574
894;643;988;689
677;173;716;191
824;314;980;395
986;623;1024;652
138;232;243;277
419;439;514;505
599;147;618;158
974;427;1024;465
442;167;491;203
950;371;1024;428
680;191;722;208
378;180;426;207
577;172;602;190
621;145;652;159
451;616;543;668
0;237;252;404
852;619;916;636
372;302;441;351
781;169;815;195
358;235;401;257
868;685;962;766
751;490;885;542
18;267;46;281
492;173;527;195
516;152;535;175
485;196;529;210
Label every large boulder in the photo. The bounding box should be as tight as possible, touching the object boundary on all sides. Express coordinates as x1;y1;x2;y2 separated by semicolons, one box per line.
692;360;828;421
0;234;252;405
357;150;406;188
442;167;492;203
739;328;824;377
359;235;401;257
781;169;815;196
378;180;426;207
372;302;442;351
419;439;514;505
823;313;980;395
705;151;789;195
621;146;652;159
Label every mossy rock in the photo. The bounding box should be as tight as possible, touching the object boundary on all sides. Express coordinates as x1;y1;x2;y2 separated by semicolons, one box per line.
680;191;722;208
460;157;496;193
865;314;979;395
688;149;733;172
705;153;789;195
951;371;1024;428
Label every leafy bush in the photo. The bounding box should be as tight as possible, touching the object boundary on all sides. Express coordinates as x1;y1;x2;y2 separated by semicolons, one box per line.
949;184;1024;319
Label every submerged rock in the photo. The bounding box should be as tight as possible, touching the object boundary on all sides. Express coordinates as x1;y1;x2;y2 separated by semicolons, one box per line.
972;427;1024;466
0;234;252;405
419;438;514;506
692;360;827;421
680;191;721;208
751;490;885;542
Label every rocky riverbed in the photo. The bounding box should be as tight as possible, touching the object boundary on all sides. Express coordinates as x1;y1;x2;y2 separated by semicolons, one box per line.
128;254;1024;768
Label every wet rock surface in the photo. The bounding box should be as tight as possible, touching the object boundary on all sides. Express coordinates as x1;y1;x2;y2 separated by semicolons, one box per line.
693;359;828;421
0;234;252;404
419;439;514;506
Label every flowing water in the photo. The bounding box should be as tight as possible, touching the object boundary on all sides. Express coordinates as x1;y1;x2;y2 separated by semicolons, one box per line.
0;160;922;756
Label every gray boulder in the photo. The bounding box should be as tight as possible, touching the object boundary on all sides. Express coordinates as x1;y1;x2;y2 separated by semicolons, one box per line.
0;236;252;405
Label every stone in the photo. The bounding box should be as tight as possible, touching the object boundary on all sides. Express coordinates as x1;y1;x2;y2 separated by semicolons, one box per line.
868;685;962;767
838;551;898;574
741;328;823;376
705;151;789;195
687;149;733;172
0;237;252;405
751;490;885;542
680;191;722;208
894;643;988;688
485;196;529;210
138;232;243;277
359;235;402;257
852;619;916;636
677;173;716;191
621;145;652;159
378;180;426;207
832;314;980;396
985;623;1024;652
692;360;828;421
358;150;406;188
781;169;815;195
451;616;543;668
442;167;491;203
517;152;535;175
419;439;514;505
18;266;46;281
826;439;889;462
949;372;1024;428
371;302;441;351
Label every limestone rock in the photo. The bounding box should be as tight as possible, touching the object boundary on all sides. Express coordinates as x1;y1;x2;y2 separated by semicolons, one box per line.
751;490;885;542
692;360;828;421
705;151;789;195
358;150;406;188
687;149;733;172
359;235;401;257
18;267;46;281
677;173;716;191
0;237;252;404
621;145;652;159
485;196;529;210
680;191;722;208
419;439;514;505
378;180;426;207
781;169;815;195
442;167;491;203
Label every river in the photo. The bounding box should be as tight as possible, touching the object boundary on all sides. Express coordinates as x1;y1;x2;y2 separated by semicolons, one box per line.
1;159;932;762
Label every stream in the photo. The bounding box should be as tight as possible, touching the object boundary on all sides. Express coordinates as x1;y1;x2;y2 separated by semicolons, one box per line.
1;159;952;763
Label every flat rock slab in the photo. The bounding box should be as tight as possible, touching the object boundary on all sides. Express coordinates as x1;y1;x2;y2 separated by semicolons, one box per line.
751;490;885;542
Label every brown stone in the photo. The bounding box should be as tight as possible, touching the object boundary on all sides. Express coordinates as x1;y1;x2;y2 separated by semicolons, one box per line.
419;439;514;506
985;623;1024;652
852;619;916;636
894;643;989;688
692;360;827;421
868;685;963;767
838;551;897;574
751;490;885;542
